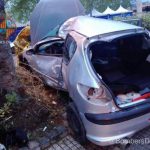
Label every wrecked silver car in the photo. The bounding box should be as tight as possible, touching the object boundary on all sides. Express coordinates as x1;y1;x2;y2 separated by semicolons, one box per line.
20;16;150;146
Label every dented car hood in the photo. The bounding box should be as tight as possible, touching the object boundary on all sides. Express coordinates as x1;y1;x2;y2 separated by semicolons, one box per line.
30;0;85;45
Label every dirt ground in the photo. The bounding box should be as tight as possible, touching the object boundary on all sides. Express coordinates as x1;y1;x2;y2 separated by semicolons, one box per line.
15;66;68;129
0;66;68;148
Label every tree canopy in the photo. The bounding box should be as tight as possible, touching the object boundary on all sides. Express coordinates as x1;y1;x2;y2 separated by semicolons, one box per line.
5;0;38;23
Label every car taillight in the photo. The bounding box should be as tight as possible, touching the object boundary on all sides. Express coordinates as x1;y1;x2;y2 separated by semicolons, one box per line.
77;83;112;103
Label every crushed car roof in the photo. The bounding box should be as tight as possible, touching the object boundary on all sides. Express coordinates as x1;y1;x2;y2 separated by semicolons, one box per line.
59;16;143;38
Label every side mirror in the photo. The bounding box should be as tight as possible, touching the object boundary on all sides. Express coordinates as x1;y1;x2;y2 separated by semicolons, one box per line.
26;49;35;55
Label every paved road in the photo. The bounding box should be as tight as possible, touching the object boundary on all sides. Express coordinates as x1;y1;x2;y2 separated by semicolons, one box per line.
47;135;121;150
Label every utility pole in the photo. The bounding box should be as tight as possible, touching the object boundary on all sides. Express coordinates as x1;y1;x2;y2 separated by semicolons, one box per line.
89;0;93;17
136;0;142;14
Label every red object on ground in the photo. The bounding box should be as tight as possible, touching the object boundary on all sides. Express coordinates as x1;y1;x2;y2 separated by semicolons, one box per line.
132;93;150;102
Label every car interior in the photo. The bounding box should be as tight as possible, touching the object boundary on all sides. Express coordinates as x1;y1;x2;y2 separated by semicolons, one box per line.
89;33;150;107
37;41;64;56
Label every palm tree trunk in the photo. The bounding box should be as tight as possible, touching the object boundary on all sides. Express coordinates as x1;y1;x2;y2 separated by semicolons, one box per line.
0;0;16;92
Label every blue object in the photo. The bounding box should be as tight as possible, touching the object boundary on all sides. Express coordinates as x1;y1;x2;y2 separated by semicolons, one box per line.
8;27;24;42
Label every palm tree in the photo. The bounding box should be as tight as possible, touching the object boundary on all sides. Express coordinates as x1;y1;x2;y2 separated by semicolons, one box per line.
0;0;16;92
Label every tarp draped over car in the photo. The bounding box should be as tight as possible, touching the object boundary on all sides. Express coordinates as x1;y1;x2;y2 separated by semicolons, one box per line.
30;0;85;45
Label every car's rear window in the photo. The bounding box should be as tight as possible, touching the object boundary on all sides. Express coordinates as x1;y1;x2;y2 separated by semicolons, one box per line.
90;33;150;61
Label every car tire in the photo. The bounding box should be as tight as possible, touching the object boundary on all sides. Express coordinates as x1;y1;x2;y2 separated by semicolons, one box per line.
18;55;27;65
18;55;31;70
66;102;87;144
126;127;150;150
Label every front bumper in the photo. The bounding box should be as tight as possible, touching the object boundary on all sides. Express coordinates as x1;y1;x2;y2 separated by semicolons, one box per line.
81;103;150;146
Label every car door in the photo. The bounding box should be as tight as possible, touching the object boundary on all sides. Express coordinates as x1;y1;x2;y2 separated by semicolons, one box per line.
26;37;66;90
62;34;77;91
62;33;101;112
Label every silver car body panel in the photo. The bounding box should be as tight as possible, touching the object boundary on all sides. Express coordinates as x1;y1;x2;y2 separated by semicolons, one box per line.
62;31;119;114
23;37;66;90
81;112;150;146
59;16;143;39
62;30;150;146
23;54;62;87
33;55;62;86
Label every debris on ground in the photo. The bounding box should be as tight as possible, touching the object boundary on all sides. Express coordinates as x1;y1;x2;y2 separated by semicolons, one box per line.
16;66;67;118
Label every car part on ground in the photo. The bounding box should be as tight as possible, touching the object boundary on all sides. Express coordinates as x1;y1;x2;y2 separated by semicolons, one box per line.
14;26;30;56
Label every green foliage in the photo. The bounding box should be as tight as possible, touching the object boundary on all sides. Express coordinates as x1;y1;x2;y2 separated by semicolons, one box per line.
6;0;37;23
142;13;150;30
5;91;17;104
114;13;150;30
0;92;17;119
80;0;93;12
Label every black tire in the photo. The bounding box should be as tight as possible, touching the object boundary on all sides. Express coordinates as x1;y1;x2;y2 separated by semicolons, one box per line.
66;102;87;144
18;55;31;70
127;127;150;150
18;55;27;65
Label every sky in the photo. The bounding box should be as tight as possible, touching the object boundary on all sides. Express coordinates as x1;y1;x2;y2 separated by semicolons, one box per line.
142;0;150;2
131;0;150;5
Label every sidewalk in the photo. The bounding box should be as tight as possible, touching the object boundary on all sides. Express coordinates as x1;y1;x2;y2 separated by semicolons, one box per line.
47;136;85;150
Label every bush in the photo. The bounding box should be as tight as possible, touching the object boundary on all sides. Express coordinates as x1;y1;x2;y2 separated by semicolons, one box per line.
5;92;17;104
114;13;150;31
142;13;150;30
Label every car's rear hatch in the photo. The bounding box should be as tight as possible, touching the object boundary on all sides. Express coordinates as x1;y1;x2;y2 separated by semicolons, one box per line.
89;31;150;109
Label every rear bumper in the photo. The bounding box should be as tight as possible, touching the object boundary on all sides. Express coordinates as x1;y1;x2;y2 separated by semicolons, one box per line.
86;131;134;146
81;103;150;146
85;102;150;125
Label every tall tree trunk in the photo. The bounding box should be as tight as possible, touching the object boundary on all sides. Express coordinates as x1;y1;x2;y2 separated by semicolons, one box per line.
0;0;16;92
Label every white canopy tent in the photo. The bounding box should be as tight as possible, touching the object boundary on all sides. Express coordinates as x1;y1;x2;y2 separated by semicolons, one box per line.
101;6;133;18
116;5;132;14
90;9;103;17
103;7;117;15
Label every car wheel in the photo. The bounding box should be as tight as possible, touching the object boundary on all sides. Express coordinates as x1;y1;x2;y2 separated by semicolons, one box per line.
67;102;86;144
126;127;150;150
18;55;31;70
18;55;26;65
